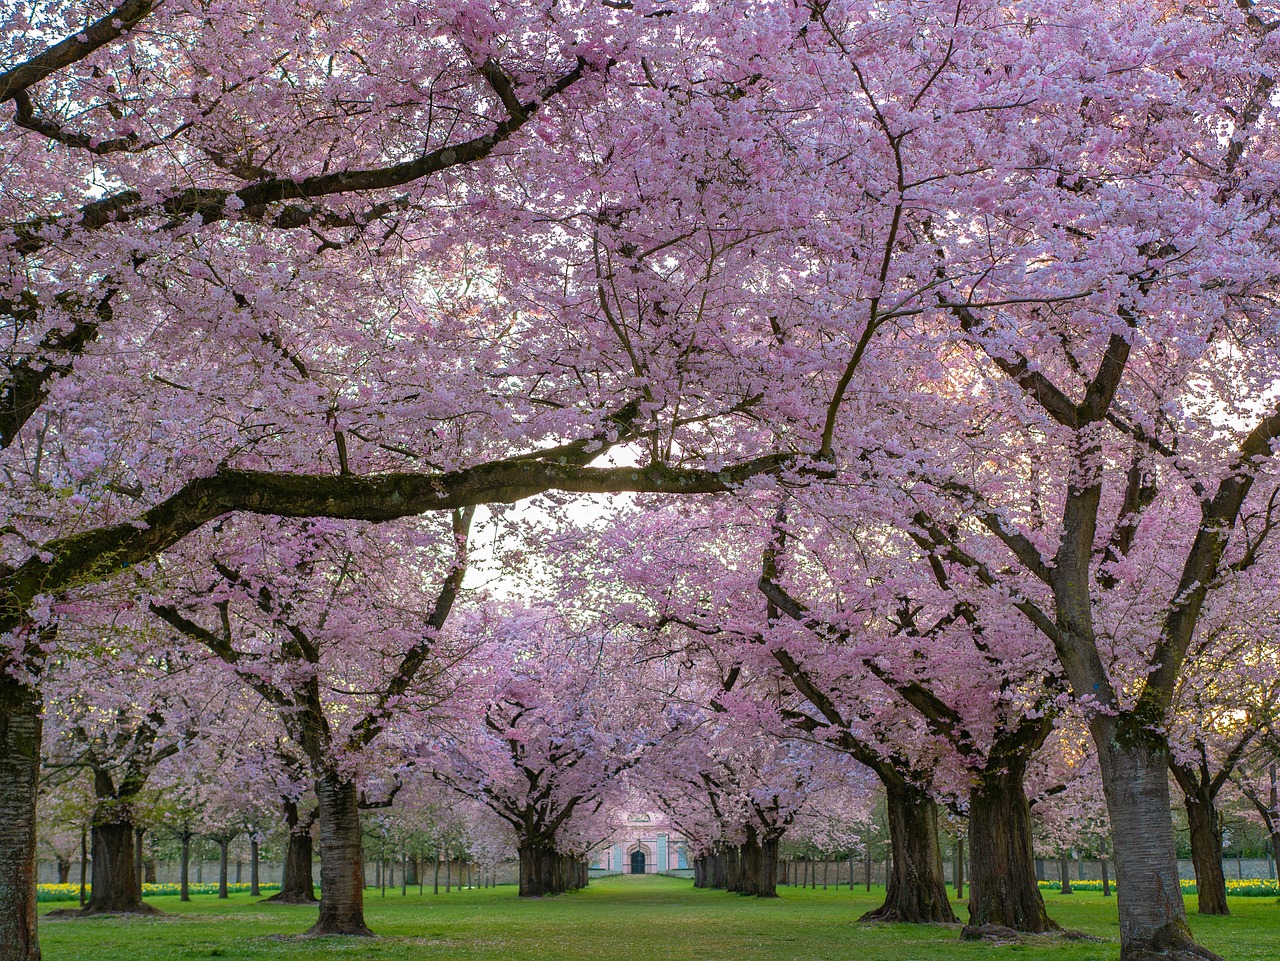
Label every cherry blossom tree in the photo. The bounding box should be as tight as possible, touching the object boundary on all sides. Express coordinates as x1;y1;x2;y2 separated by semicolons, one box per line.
559;502;959;921
146;513;479;934
1167;594;1280;915
421;609;667;897
6;6;1280;961
37;610;223;915
1;0;798;944
878;5;1280;954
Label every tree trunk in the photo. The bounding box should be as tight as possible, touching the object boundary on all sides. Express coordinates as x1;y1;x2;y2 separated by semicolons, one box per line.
404;854;418;887
84;821;153;914
180;830;191;901
0;674;41;961
1101;856;1111;897
861;778;957;924
1271;831;1280;886
966;766;1057;932
1184;789;1229;916
1093;720;1220;961
729;830;779;897
264;805;316;903
517;839;577;897
953;838;963;900
217;839;229;898
725;845;744;892
307;774;370;936
250;837;260;897
756;837;780;897
714;849;728;888
144;857;156;884
79;828;87;907
433;851;440;894
518;840;552;897
135;828;145;893
1058;855;1072;894
56;857;71;884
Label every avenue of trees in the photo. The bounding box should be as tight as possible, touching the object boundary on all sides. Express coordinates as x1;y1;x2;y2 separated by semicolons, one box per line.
4;2;1280;961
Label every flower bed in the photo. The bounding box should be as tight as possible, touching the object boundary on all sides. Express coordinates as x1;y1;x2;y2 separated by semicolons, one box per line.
37;883;282;902
1037;878;1280;897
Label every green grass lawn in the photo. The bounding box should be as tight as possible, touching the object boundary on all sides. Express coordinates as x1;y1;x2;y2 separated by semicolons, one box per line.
36;874;1280;961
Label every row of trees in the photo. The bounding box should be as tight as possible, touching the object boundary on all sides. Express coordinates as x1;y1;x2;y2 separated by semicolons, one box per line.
6;2;1280;961
34;632;1280;924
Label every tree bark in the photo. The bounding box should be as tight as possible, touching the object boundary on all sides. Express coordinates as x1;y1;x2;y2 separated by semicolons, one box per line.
250;837;260;897
724;844;744;893
757;837;780;897
56;857;71;884
263;804;316;903
729;831;779;897
966;766;1058;932
307;774;370;935
79;829;87;907
1093;720;1220;961
518;841;549;896
135;828;145;892
860;778;957;924
517;839;580;897
0;673;41;961
84;821;153;914
180;830;191;901
1058;855;1072;894
1184;789;1229;915
217;839;229;898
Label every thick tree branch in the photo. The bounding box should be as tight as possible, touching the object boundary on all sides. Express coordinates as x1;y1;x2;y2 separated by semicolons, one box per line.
2;450;797;628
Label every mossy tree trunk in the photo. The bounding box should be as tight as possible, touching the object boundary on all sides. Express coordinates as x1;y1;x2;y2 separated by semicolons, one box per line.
861;777;956;924
967;763;1058;932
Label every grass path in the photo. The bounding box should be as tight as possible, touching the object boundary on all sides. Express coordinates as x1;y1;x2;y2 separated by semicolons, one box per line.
37;874;1280;961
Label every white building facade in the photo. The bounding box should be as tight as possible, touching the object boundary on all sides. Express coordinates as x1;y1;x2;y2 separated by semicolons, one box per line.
590;813;690;874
